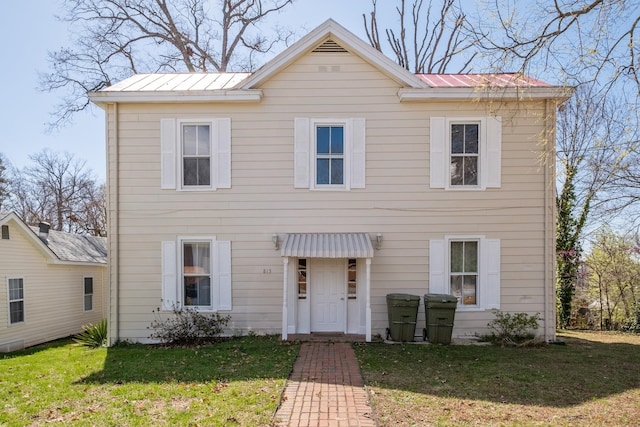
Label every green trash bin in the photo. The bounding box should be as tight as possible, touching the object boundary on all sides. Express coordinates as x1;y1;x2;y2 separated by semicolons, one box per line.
386;293;420;342
423;294;458;344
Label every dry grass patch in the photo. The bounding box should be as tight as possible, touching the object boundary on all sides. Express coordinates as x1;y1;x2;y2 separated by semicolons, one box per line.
356;331;640;426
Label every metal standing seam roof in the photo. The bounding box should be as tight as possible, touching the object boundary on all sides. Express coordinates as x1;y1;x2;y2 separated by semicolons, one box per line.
102;72;252;92
416;73;551;88
280;233;374;258
100;71;553;94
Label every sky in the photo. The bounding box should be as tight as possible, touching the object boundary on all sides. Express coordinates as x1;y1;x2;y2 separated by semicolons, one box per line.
0;0;371;182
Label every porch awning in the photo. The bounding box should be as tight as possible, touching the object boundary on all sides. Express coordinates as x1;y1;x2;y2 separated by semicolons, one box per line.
280;233;374;258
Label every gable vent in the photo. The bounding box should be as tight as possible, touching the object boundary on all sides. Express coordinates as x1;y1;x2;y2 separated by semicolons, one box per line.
312;39;348;53
1;225;9;240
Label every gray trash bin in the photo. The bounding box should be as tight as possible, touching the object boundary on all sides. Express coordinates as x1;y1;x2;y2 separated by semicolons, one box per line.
386;293;420;341
423;294;458;344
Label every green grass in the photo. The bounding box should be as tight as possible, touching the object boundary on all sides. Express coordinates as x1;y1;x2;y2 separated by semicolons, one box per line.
0;335;299;426
2;331;639;426
355;330;640;426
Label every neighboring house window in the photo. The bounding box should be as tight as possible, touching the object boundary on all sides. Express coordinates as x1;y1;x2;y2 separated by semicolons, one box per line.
182;124;211;187
430;116;502;190
161;237;232;311
347;259;357;299
429;237;501;310
8;278;24;324
160;118;231;191
84;277;94;311
294;118;366;190
298;259;307;299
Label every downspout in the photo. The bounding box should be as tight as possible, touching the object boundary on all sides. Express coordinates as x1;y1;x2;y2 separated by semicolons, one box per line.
108;102;120;345
282;257;289;340
544;99;556;342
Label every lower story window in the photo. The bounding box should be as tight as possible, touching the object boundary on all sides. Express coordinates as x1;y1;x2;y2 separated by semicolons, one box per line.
183;242;211;307
450;241;478;306
8;278;24;324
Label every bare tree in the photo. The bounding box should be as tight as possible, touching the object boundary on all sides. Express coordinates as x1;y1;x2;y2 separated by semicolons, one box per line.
0;153;10;212
8;150;103;234
473;0;640;95
39;0;295;128
70;182;107;237
363;0;477;73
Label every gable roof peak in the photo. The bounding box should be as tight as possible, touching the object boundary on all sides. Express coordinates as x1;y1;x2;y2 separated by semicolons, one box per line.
237;19;427;90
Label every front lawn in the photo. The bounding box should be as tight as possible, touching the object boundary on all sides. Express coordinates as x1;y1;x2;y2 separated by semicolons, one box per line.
355;330;640;426
0;335;298;426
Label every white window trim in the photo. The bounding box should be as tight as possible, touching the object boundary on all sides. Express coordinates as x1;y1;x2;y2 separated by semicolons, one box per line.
161;237;232;313
430;116;501;190
179;235;218;311
83;276;94;312
447;118;484;190
161;117;231;191
7;277;25;325
446;235;482;310
429;236;500;312
310;118;351;191
294;117;366;190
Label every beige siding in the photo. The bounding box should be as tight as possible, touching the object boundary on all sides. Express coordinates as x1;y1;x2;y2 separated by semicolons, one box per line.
109;50;556;341
0;224;106;352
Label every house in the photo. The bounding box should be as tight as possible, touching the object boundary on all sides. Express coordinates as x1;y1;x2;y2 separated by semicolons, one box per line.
89;20;569;344
0;212;107;352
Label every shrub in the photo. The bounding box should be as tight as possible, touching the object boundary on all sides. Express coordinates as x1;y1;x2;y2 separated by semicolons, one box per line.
149;306;231;346
485;311;542;347
74;318;108;348
622;302;640;334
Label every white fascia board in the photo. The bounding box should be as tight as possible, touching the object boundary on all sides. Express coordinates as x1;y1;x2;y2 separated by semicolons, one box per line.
238;19;428;90
398;87;573;102
88;89;263;104
49;259;108;267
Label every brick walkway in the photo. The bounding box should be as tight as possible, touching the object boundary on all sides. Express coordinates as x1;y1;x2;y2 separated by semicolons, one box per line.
275;342;377;427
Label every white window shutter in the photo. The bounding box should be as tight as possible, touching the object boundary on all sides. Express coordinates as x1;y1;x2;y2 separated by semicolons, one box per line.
161;240;178;310
160;119;176;189
430;117;446;188
350;118;366;189
486;116;502;188
294;118;311;188
217;240;232;310
482;239;501;309
429;240;448;294
216;118;232;189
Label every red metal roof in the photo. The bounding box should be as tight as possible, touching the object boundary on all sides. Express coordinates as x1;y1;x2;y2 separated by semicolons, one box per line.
416;73;551;88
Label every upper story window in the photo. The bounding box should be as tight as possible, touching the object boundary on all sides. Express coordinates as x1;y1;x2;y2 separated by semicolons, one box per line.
8;278;24;324
450;123;479;187
430;116;501;190
182;124;211;187
84;277;94;311
160;118;231;191
294;118;366;190
316;125;345;186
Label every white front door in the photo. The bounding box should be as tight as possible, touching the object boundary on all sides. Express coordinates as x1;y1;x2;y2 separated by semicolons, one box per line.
310;259;345;332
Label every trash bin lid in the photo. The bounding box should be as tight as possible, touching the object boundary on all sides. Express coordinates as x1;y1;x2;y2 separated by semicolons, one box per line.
387;293;420;301
424;293;458;303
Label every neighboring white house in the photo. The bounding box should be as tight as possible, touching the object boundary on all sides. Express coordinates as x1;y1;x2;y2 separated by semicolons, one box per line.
0;212;107;352
90;20;570;345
